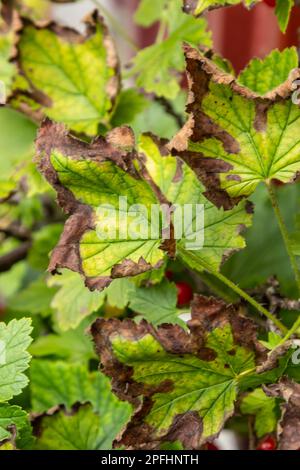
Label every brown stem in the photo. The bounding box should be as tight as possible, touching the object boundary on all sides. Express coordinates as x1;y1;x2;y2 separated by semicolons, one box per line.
0;241;32;273
153;96;185;128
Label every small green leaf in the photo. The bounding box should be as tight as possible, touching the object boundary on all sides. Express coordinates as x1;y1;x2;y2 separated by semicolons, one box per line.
14;11;119;135
0;404;32;449
0;318;32;402
48;270;105;331
131;0;212;99
275;0;294;33
7;278;57;317
134;0;165;27
240;388;278;438
111;89;148;128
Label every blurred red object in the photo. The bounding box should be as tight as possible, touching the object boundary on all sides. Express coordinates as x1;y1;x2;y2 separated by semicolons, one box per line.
208;3;300;72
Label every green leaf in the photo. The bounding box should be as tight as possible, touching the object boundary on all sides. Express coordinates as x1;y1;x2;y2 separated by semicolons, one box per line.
171;46;300;199
13;11;119;135
28;224;63;271
130;280;186;327
31;360;132;449
131;0;212;99
260;331;282;350
48;270;105;330
134;0;165;27
183;0;260;16
92;298;265;448
238;48;298;95
106;278;136;309
29;317;96;363
33;404;116;450
0;404;32;449
240;388;278;438
275;0;294;33
0;318;32;402
111;89;148;128
7;278;57;317
36;121;251;289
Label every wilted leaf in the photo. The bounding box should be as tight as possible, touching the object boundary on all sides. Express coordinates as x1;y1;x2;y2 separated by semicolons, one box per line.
240;388;278;438
36;121;251;290
0;318;32;402
91;295;267;449
170;46;300;201
182;0;260;16
12;10;120;135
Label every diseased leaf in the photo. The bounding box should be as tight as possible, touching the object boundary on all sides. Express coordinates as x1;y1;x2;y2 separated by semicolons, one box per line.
12;10;120;135
91;295;267;449
266;378;300;450
170;46;300;200
238;48;298;96
36;121;251;290
31;360;132;450
0;318;32;402
0;404;32;449
48;270;105;330
131;0;212;99
240;388;278;438
183;0;260;16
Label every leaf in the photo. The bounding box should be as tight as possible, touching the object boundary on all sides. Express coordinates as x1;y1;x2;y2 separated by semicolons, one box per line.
182;0;260;16
0;404;32;449
134;0;165;27
131;0;212;99
266;378;300;450
31;360;132;449
275;0;294;33
36;120;251;290
33;404;116;450
7;278;57;317
48;270;105;330
130;280;186;327
106;278;136;309
91;295;267;449
29;317;96;363
0;318;32;402
111;89;148;128
28;223;63;270
170;46;300;200
240;388;278;438
12;11;120;135
238;48;298;95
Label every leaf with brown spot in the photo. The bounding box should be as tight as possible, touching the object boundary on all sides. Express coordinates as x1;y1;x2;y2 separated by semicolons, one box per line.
91;296;269;449
170;45;300;203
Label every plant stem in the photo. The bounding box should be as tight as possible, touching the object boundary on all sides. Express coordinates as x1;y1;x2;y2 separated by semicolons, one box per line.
91;0;139;51
267;183;300;294
278;315;300;346
155;20;167;44
208;268;288;334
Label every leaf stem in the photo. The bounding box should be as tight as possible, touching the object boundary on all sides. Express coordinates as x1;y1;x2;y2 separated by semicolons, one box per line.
278;315;300;346
91;0;139;51
267;183;300;294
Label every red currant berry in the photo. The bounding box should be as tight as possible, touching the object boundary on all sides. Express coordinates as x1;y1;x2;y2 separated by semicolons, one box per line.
207;442;219;450
263;0;276;7
256;436;277;451
176;281;193;306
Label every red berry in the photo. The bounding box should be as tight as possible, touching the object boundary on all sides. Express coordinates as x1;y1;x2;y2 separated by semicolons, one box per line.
257;436;277;451
207;442;219;450
165;270;173;280
263;0;276;7
176;281;193;306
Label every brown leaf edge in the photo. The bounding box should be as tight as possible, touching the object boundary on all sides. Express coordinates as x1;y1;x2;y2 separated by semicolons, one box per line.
265;378;300;450
9;9;120;127
35;119;165;291
91;294;267;450
169;45;300;208
182;0;260;17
